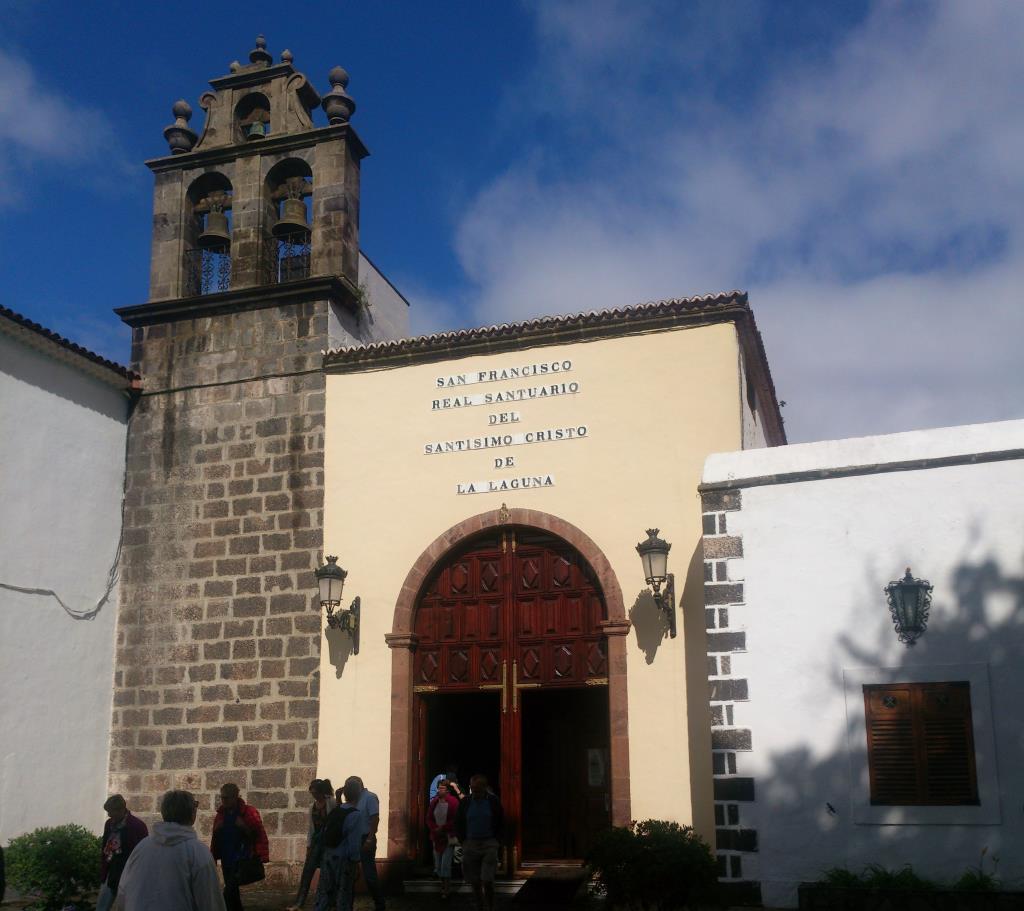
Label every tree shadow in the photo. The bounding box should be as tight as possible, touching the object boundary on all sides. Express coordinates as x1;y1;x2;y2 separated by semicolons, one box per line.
750;546;1024;907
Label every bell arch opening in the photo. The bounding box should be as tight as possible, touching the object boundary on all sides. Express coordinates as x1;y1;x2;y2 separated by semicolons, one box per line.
264;158;313;283
235;91;271;141
184;172;233;296
384;508;631;873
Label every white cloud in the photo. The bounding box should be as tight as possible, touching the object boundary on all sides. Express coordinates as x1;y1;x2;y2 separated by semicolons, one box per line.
0;48;120;202
443;1;1024;442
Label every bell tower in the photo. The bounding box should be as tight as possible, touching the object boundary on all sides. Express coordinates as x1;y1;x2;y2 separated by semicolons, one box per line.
109;38;406;885
146;34;364;303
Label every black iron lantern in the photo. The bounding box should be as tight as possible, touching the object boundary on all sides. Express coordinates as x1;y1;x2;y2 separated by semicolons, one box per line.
884;567;933;647
636;528;676;638
316;555;360;653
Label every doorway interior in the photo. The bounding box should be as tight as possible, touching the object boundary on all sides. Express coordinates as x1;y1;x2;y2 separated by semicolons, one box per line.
410;527;615;870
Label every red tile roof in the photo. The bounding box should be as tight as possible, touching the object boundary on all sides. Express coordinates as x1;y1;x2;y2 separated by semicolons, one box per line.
0;304;139;386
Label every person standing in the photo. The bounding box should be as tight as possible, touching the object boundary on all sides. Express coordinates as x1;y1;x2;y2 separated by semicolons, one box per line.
429;765;464;802
210;783;269;911
344;776;385;911
114;789;225;911
97;794;148;911
427;780;460;899
287;779;337;911
314;782;362;911
455;775;503;911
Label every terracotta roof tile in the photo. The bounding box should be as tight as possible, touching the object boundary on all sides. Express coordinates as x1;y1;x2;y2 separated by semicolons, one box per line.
0;304;139;384
323;290;786;445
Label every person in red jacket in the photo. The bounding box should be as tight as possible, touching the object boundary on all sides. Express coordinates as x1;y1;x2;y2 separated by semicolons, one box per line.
210;783;269;911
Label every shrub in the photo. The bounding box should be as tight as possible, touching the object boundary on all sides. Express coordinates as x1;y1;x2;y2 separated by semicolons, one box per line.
860;864;937;891
585;819;718;910
5;824;101;910
953;848;1001;892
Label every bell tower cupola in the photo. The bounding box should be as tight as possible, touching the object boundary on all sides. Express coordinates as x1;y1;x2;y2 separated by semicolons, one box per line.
144;35;366;305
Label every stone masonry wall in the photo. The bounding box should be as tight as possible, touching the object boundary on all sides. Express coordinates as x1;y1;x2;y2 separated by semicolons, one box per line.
110;299;328;884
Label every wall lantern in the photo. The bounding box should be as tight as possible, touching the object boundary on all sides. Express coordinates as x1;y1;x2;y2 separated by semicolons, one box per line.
884;567;933;647
316;555;360;654
636;528;677;638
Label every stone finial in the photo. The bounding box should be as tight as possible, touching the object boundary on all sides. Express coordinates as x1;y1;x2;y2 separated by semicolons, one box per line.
281;49;293;64
229;60;241;73
249;34;272;66
322;66;356;124
163;99;197;154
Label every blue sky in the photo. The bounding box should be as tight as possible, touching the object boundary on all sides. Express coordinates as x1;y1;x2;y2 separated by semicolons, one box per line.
2;1;1022;443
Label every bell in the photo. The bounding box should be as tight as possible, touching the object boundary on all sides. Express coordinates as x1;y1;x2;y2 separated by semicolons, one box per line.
245;121;266;140
272;196;310;239
197;210;230;249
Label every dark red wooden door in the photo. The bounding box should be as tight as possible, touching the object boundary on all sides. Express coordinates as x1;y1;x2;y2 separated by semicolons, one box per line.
412;528;609;866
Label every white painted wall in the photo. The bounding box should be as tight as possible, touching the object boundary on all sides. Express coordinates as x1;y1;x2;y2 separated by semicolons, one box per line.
0;332;130;842
703;419;1024;907
327;251;410;349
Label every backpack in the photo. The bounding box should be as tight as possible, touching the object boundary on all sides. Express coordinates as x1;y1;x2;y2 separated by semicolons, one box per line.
323;806;359;849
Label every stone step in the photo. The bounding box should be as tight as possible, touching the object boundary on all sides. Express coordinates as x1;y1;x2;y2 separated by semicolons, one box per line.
404;879;528;895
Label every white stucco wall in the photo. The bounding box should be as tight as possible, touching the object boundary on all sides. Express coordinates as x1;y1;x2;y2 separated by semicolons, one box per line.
703;419;1024;907
327;252;410;349
0;331;130;842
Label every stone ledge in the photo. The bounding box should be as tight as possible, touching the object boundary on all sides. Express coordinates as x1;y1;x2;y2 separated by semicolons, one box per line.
116;276;358;328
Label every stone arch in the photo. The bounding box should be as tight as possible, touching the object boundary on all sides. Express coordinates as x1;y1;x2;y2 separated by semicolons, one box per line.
383;506;631;869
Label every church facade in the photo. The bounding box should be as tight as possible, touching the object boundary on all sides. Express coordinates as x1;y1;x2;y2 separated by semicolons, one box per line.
318;295;783;882
5;35;1018;910
101;36;784;888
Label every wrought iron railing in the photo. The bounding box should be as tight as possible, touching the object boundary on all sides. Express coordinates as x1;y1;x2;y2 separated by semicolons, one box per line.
184;247;231;296
275;233;311;283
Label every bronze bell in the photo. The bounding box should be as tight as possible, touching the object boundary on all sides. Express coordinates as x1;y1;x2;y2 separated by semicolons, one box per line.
245;120;266;140
197;210;231;249
272;197;310;239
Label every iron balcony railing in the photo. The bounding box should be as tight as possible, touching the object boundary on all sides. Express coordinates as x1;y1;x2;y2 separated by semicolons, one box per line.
184;247;231;296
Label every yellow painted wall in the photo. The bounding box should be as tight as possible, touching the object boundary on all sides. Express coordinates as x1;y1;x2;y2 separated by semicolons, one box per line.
320;321;744;847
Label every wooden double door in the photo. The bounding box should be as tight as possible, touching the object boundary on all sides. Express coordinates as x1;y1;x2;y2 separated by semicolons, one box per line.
411;528;612;866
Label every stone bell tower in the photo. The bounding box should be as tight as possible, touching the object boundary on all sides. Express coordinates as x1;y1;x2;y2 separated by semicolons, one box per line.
109;37;406;885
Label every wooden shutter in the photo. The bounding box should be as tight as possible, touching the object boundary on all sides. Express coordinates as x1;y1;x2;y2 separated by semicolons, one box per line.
863;682;978;806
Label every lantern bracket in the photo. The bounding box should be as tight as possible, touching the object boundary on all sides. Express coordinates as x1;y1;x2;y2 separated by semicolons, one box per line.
653;573;677;639
325;595;360;655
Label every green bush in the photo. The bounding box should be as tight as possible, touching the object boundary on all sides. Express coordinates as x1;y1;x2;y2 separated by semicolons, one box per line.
818;859;1004;893
860;864;937;891
585;819;718;910
5;824;101;910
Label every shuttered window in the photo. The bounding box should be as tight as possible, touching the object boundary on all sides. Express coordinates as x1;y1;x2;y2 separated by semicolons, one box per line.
863;682;979;806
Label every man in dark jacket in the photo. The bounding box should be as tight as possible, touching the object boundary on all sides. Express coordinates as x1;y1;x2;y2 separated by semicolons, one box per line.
454;775;504;911
97;794;148;911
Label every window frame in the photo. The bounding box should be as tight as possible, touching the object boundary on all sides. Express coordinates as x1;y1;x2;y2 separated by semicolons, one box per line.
843;663;1000;825
863;680;979;807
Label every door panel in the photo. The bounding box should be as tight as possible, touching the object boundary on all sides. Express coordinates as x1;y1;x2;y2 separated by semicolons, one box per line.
412;528;610;867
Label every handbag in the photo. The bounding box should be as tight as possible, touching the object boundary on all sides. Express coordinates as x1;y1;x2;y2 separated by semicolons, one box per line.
236;855;265;886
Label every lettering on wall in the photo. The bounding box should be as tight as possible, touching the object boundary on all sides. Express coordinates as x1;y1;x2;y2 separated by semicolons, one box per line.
425;359;586;495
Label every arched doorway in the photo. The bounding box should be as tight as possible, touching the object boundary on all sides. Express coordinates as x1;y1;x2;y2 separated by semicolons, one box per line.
386;508;631;873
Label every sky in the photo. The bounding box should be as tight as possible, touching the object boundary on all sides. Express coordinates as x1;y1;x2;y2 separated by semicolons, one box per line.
2;0;1022;443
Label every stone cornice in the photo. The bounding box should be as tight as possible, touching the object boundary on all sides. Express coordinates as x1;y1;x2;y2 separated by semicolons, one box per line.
145;123;368;173
115;275;358;327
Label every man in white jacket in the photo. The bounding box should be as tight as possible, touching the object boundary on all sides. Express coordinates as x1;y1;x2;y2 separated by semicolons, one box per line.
115;790;226;911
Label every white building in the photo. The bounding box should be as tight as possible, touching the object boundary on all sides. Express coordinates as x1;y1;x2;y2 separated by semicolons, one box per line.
0;306;135;843
700;419;1024;907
